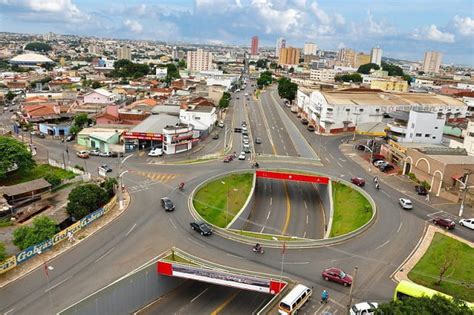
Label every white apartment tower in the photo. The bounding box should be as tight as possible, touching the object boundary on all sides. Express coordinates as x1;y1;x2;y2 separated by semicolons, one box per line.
370;47;382;66
186;49;213;72
117;46;131;61
276;37;286;57
303;42;318;56
422;51;442;73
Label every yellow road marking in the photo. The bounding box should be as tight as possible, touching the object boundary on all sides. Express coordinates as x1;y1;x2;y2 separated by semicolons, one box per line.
138;151;145;157
210;291;239;315
282;181;291;235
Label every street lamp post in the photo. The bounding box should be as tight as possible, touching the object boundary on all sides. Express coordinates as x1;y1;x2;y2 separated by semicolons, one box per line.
37;250;54;312
272;236;286;293
117;154;133;210
458;171;472;217
347;266;358;313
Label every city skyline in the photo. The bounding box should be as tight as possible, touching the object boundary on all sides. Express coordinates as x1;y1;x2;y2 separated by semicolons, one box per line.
0;0;473;65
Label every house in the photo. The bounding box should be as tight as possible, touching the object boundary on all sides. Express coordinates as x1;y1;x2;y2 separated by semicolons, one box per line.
96;105;149;125
77;127;125;152
180;103;217;134
38;122;71;137
23;103;61;120
83;88;117;104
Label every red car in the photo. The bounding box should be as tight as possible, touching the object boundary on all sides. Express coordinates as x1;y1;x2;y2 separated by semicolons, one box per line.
223;155;234;163
351;177;365;187
322;267;353;286
432;217;455;230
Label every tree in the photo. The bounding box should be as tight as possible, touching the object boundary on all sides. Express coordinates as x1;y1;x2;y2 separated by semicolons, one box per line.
256;59;268;69
218;92;231;109
66;184;108;220
72;113;91;133
335;73;363;83
277;78;298;103
375;295;471;315
111;59;149;79
288;67;295;73
5;91;15;101
12;216;57;250
402;74;413;84
178;60;186;69
381;61;404;76
91;81;102;89
0;241;6;261
357;63;380;74
0;136;35;179
24;42;52;52
44;173;61;188
257;71;273;88
102;177;118;198
165;63;180;84
436;246;458;285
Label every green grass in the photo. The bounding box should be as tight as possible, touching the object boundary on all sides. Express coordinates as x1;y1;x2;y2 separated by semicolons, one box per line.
408;233;474;302
330;181;372;237
0;218;13;228
0;164;76;186
229;229;302;241
193;173;253;228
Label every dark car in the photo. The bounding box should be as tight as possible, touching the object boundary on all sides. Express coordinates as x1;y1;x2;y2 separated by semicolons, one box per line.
415;185;428;195
432;217;455;229
161;197;175;212
351;177;365;187
65;134;75;142
234;127;242;133
301;118;309;125
322;267;353;286
212;134;219;140
190;222;212;236
356;144;366;151
37;132;46;138
307;125;316;132
99;164;112;172
380;164;394;172
255;137;262;144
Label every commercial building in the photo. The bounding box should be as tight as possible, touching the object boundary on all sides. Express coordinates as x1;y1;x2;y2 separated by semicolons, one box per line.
387;110;445;144
77;127;125;152
186;49;213;72
275;37;286;57
303;42;317;56
355;53;371;68
9;53;54;66
370;47;382;66
309;69;336;82
369;78;408;92
179;104;217;134
117;46;131;61
296;89;467;134
250;36;259;56
422;51;442;74
278;47;300;66
337;48;357;67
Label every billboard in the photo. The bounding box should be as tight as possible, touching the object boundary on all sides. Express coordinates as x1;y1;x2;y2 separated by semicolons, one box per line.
256;170;329;184
123;132;163;141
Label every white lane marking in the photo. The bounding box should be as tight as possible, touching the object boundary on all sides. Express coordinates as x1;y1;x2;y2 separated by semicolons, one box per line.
226;253;242;259
328;153;334;159
336;161;343;168
45;275;73;293
95;247;115;262
283;261;310;265
375;240;391;250
187;237;206;248
191;287;210;303
169;217;177;229
267;211;271;220
306;215;309;224
303;231;307;238
382;190;390;198
270;197;272;205
125;223;137;237
4;308;15;315
397;222;403;233
304;201;307;209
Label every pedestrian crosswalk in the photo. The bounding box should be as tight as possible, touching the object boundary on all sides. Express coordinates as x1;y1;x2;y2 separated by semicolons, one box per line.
133;171;177;182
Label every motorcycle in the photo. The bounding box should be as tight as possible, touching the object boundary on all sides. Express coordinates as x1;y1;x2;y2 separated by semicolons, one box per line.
251;162;260;169
252;246;264;254
375;183;380;190
178;183;185;191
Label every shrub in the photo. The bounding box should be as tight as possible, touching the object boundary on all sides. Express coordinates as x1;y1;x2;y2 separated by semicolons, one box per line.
421;180;431;190
44;173;62;187
408;172;419;182
0;241;6;261
66;184;108;220
74;165;84;171
102;177;118;198
12;216;57;250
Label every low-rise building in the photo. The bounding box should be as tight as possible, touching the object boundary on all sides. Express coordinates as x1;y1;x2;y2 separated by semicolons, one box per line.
179;104;217;134
387;110;445;144
309;69;336;82
370;78;408;92
77;127;125;152
83;88;117;104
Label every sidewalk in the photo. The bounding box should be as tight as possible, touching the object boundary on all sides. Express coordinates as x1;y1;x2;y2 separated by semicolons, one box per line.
340;143;473;219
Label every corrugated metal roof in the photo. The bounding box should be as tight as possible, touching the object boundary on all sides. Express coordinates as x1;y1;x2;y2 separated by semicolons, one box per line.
130;114;180;133
2;179;51;197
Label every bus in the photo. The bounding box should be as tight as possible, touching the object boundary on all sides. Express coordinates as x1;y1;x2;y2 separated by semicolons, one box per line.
278;284;312;315
394;280;473;309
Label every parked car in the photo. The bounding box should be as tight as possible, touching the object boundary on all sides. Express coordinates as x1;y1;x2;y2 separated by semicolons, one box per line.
307;125;316;132
243;139;249;145
373;160;386;167
99;164;113;173
350;302;379;315
76;150;89;159
218;121;224;128
99;151;114;157
322;267;353;286
212;134;219;140
380;163;394;172
399;198;413;210
432;217;455;229
223;155;233;163
190;221;212;236
255;137;262;144
351;177;365;187
301;118;309;125
243;145;251;153
356;144;366;151
242;126;248;132
459;218;474;230
89;149;100;156
36;132;46;138
148;148;163;157
234;127;242;133
415;185;428;195
238;152;246;160
65;134;75;142
161;197;175;212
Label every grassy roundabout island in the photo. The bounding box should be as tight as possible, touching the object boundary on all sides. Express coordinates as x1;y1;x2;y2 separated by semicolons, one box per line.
193;173;253;228
331;181;373;237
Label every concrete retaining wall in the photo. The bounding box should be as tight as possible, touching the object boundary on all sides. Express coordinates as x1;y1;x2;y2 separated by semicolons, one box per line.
228;172;256;230
317;181;333;239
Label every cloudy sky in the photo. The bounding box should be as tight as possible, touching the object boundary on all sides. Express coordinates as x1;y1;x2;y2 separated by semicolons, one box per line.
0;0;473;65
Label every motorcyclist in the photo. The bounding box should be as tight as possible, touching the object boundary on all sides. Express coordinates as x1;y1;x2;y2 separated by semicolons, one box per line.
321;290;329;303
254;162;259;168
254;243;260;250
178;182;185;190
375;183;380;190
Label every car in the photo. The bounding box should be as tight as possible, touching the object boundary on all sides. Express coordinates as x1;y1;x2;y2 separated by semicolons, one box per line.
459;218;474;230
301;118;309;125
307;125;316;132
99;164;112;172
238;152;246;160
89;149;100;156
161;197;175;212
242;134;249;140
380;164;394;172
236;96;240;99
350;302;379;315
415;185;428;195
3;106;8;111
351;177;365;187
373;160;386;167
242;126;248;132
322;267;353;286
241;121;247;126
399;198;413;210
212;134;219;140
255;137;262;144
99;151;114;157
190;222;212;236
432;217;455;229
76;150;89;159
65;134;75;142
242;130;249;136
234;127;242;133
243;145;251;153
356;144;366;151
218;121;225;128
243;139;249;145
148;148;163;157
223;155;233;163
37;132;46;138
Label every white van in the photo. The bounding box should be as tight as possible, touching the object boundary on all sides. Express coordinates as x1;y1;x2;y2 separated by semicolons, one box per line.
278;284;312;314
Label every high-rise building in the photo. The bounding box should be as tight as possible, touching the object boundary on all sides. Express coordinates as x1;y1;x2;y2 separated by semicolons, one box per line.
88;44;100;55
337;48;357;67
422;51;442;73
251;36;259;56
171;46;178;60
186;48;213;72
303;42;318;56
370;47;382;66
117;46;131;61
278;47;300;66
276;37;286;57
355;53;371;68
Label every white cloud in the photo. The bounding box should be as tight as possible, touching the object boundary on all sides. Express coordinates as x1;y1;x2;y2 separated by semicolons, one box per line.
413;24;455;43
250;0;302;34
309;1;330;25
124;19;143;33
334;13;345;26
26;0;80;17
367;10;384;35
453;15;474;36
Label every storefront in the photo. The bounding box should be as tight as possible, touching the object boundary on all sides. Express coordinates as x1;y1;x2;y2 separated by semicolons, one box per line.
123;131;163;152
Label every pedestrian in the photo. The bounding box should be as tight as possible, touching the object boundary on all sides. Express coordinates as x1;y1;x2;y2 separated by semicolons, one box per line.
425;193;430;202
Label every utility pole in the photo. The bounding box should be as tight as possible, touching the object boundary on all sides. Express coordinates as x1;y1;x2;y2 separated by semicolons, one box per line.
352;111;359;141
459;171;472;217
347;266;358;313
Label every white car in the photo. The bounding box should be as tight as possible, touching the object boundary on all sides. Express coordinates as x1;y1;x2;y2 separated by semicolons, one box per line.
243;139;249;145
148;148;163;157
459;218;474;230
350;302;378;315
373;160;386;167
238;152;246;160
242;126;248;132
399;198;413;210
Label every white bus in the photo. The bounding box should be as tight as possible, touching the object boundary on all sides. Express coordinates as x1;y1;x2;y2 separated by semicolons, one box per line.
278;284;312;314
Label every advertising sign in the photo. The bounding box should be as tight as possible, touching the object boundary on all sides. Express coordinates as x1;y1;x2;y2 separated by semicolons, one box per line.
124;132;163;141
256;170;329;184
